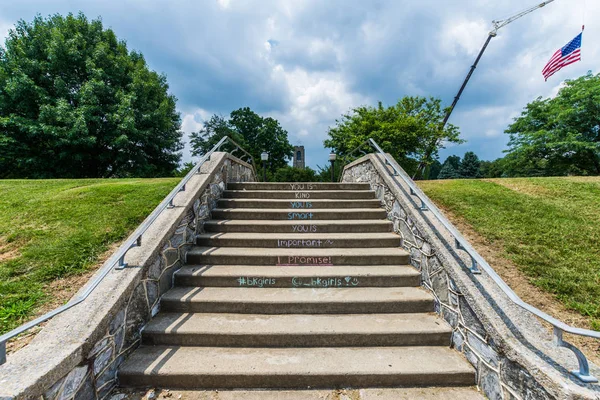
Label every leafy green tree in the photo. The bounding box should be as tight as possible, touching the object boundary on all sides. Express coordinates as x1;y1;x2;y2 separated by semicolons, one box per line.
504;71;600;177
0;13;182;178
480;158;506;178
459;151;481;178
175;161;196;177
189;114;243;155
425;159;442;180
316;161;344;182
272;166;318;182
324;97;462;176
437;155;461;179
190;107;293;172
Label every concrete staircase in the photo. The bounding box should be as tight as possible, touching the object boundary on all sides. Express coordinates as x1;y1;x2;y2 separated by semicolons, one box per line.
118;182;476;390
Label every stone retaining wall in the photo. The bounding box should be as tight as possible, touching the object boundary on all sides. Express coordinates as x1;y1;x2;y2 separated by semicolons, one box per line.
342;154;600;400
0;153;254;400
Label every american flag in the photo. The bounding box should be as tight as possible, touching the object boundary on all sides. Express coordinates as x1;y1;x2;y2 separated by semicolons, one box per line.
542;32;583;81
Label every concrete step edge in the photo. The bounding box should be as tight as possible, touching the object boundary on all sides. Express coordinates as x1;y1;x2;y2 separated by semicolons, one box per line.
142;313;452;347
118;346;476;388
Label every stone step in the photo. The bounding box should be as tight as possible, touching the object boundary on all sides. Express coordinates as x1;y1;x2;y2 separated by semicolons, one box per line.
142;313;451;347
186;247;410;266
118;346;475;389
227;182;371;191
160;286;433;314
223;190;377;199
174;265;421;287
211;208;388;220
113;388;485;400
204;219;393;233
195;232;401;248
217;198;382;209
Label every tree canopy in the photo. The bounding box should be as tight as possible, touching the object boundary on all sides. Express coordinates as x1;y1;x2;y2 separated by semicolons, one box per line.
189;107;294;171
0;13;183;178
324;97;462;176
459;151;481;178
504;71;600;176
437;155;461;179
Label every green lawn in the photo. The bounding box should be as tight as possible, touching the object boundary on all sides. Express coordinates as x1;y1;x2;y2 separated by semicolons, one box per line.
0;179;179;334
418;177;600;330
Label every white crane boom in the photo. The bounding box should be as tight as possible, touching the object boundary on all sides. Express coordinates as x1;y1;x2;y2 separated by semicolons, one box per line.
491;0;556;36
414;0;558;179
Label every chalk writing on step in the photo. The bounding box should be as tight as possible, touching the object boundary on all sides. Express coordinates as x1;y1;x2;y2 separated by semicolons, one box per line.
291;224;318;233
295;192;310;199
290;184;314;191
277;256;333;266
237;277;276;287
291;276;360;287
288;212;314;220
278;239;333;248
291;201;312;209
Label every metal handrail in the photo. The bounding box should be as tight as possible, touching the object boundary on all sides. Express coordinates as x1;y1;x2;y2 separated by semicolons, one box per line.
344;138;599;383
0;136;255;365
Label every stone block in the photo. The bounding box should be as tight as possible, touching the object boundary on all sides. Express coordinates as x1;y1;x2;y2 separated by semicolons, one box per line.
145;280;159;309
163;248;179;268
431;271;449;303
108;308;125;335
89;337;110;358
113;326;125;354
443;306;459;329
410;247;422;263
159;262;180;297
479;363;502;400
500;358;552;400
421;242;433;257
97;380;116;400
459;296;486;337
74;373;96;400
452;329;465;351
124;283;149;347
148;258;162;280
464;344;479;370
57;365;88;400
93;345;114;376
44;378;64;400
398;219;416;245
467;331;499;368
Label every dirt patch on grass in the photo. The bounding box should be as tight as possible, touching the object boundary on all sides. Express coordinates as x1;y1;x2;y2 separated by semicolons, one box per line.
6;240;124;355
563;176;600;184
0;236;22;262
483;179;553;197
437;205;600;365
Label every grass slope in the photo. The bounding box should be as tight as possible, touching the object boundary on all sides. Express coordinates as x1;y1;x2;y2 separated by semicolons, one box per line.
0;179;179;334
418;177;600;330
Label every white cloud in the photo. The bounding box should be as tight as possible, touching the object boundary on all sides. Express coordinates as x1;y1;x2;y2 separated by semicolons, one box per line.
180;108;213;163
439;18;488;57
216;0;231;10
0;19;14;44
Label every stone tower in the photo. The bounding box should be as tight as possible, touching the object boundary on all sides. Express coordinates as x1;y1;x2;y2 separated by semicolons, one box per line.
293;146;305;169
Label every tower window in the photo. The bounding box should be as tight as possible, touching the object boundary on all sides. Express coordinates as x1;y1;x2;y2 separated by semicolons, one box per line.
296;151;302;161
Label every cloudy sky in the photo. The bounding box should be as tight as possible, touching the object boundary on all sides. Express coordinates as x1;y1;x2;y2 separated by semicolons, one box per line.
1;0;597;168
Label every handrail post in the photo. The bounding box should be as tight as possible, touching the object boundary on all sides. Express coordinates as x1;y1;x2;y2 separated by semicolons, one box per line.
0;340;6;365
409;188;428;211
553;327;598;383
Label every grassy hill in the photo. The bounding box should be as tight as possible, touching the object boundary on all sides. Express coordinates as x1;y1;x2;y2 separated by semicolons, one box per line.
2;176;598;343
418;177;600;331
0;179;179;334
